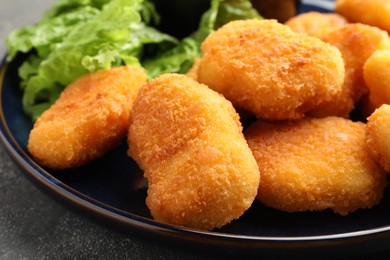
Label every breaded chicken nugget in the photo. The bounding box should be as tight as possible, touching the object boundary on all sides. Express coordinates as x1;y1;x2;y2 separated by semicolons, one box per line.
366;104;390;172
336;0;390;32
285;11;348;35
364;50;390;109
28;65;147;169
197;19;344;121
308;23;390;118
185;57;202;81
245;117;387;215
127;74;260;230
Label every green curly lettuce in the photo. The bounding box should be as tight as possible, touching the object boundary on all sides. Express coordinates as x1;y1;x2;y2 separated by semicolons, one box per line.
6;0;261;121
6;0;176;120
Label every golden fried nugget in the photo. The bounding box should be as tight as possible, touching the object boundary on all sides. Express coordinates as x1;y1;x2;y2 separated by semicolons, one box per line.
308;23;390;118
285;11;348;35
28;65;147;169
197;19;344;121
127;74;260;230
185;57;202;81
364;50;390;108
245;117;387;215
366;104;390;172
336;0;390;32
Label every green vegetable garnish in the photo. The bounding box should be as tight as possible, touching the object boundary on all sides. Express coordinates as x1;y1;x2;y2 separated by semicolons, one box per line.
5;0;261;121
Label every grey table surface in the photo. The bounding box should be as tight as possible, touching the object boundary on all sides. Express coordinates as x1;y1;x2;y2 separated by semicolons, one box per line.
1;1;390;260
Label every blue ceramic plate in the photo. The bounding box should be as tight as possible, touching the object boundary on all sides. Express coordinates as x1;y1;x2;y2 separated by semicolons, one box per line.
2;0;390;256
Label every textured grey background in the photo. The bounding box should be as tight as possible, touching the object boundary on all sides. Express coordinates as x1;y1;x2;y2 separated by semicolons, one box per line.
0;1;201;259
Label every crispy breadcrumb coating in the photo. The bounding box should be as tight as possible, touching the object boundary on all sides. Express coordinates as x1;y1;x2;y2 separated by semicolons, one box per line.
285;11;348;35
336;0;390;32
308;23;390;118
364;50;390;108
127;73;260;230
185;57;202;81
245;117;387;215
28;65;147;169
366;104;390;172
197;19;345;121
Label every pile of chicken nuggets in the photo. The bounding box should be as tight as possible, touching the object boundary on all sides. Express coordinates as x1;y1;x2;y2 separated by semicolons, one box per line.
27;0;390;230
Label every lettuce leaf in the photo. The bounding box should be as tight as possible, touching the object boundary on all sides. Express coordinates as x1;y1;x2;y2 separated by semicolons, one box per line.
6;0;260;121
6;0;176;120
6;6;100;60
42;0;110;18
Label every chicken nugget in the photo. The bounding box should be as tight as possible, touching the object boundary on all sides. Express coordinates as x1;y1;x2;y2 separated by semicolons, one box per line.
185;57;202;81
336;0;390;32
28;65;147;169
308;23;390;118
285;11;348;35
197;19;344;121
245;117;387;215
366;104;390;172
364;49;390;109
127;74;260;230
